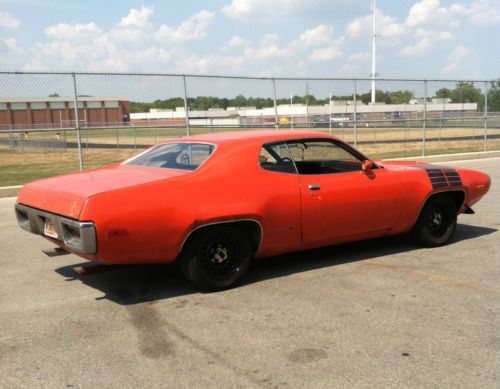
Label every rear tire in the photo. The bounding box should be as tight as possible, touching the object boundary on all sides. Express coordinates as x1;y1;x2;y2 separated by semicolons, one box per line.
412;194;457;247
179;226;253;292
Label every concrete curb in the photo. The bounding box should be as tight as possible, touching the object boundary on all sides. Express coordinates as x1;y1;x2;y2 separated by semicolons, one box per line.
0;185;22;199
0;150;498;199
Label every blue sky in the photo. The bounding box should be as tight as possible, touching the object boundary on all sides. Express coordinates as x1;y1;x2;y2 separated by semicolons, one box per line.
0;0;498;79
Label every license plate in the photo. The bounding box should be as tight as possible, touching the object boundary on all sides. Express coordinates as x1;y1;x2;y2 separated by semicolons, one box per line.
44;219;58;239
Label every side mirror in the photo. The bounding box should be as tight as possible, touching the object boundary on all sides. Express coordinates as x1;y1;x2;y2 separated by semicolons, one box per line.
362;160;373;172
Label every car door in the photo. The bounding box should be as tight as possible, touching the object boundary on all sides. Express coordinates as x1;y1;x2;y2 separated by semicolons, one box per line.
286;139;404;244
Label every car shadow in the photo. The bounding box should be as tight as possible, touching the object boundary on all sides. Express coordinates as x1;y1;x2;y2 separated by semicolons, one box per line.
54;223;497;305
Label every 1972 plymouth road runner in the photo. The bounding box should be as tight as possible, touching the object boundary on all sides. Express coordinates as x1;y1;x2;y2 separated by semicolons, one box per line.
15;130;491;290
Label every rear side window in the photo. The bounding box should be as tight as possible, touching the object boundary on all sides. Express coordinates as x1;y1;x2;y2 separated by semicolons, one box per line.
259;143;296;174
125;143;215;171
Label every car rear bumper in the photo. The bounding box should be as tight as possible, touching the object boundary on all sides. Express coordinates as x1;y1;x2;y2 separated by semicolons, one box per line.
15;203;97;255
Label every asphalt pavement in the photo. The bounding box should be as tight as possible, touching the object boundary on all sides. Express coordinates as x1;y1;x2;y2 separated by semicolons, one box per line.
1;158;498;388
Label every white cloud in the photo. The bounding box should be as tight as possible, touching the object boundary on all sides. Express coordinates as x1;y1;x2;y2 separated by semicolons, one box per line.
451;0;500;26
106;27;149;46
155;10;214;43
346;1;460;42
228;36;248;47
298;24;334;47
174;53;245;74
400;37;432;56
438;31;454;40
221;0;359;21
45;22;102;41
222;0;303;20
34;7;173;72
118;6;154;29
348;52;370;61
405;0;448;27
244;45;290;60
0;11;20;29
346;10;406;38
442;44;472;73
261;33;278;46
309;37;344;61
3;37;17;50
400;29;454;56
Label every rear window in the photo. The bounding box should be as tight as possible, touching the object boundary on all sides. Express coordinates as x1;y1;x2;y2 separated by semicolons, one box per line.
125;142;215;171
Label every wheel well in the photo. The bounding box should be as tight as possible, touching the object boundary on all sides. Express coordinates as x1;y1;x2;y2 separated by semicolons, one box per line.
425;190;465;213
180;220;263;255
411;190;465;230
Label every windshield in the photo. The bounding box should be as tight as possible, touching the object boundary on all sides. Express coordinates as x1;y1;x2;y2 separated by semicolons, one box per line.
124;142;215;171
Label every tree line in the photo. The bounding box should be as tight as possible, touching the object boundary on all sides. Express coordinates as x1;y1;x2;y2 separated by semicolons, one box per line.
125;80;499;113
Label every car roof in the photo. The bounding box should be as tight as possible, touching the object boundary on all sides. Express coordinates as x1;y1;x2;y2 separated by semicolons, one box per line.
160;130;336;146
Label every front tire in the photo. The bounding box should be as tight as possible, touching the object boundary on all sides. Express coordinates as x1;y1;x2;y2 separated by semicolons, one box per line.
179;226;253;291
412;194;457;247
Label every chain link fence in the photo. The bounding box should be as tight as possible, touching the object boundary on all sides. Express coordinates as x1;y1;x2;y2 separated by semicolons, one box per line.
0;71;498;186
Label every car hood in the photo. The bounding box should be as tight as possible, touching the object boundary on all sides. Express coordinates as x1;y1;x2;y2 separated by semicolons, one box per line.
17;165;187;219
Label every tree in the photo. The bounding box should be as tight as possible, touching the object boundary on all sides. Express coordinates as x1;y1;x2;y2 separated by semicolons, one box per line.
389;90;413;104
360;90;391;104
49;93;60;97
435;88;452;98
487;80;500;112
450;81;484;111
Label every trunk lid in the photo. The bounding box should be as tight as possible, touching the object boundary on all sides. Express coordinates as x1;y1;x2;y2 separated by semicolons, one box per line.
17;165;187;219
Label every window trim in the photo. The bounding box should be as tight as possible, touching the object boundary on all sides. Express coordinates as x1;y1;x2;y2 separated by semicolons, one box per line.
122;141;217;172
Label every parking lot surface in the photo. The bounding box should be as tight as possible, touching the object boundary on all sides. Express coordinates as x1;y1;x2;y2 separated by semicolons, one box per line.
1;158;499;388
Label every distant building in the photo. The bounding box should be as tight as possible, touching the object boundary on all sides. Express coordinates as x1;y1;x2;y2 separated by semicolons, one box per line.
0;96;130;130
130;102;478;127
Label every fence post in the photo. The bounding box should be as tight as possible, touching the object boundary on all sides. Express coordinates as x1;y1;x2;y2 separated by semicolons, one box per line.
272;78;279;129
9;126;13;151
182;75;190;137
484;81;488;152
72;73;84;171
329;92;332;134
154;127;157;145
353;79;358;148
422;80;427;157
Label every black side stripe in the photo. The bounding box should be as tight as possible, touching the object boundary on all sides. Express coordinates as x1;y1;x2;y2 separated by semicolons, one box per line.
414;166;463;190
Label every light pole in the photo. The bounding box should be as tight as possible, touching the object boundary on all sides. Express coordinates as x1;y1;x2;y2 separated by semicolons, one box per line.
371;0;378;104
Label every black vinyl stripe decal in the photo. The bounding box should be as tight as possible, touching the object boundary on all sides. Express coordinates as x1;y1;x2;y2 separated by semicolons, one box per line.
414;165;462;190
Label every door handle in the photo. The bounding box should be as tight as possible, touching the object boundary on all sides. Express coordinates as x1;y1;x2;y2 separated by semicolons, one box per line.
308;184;321;190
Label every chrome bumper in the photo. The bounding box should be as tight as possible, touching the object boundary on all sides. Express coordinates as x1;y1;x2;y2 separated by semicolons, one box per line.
15;203;97;255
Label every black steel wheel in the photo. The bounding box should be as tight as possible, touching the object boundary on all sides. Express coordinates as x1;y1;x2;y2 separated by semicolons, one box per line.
179;226;252;291
412;194;457;247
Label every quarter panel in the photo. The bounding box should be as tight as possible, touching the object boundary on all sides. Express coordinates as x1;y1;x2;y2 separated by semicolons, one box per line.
79;142;302;263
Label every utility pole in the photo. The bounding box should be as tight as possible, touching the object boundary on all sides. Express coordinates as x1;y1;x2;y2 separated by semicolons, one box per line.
371;0;377;104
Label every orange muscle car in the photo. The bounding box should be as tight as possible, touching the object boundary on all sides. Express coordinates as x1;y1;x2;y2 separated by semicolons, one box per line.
15;131;491;290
